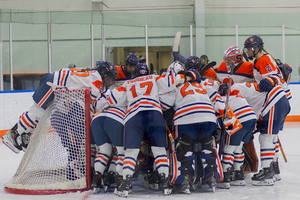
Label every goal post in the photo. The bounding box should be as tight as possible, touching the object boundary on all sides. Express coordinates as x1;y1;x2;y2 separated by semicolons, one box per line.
4;87;92;195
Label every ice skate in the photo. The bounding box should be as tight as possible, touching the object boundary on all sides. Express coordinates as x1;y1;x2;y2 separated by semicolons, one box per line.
91;171;103;194
144;170;159;190
2;124;22;154
252;163;274;186
159;173;172;195
116;175;132;198
231;170;246;186
273;161;281;181
217;170;231;189
103;171;116;192
175;178;191;194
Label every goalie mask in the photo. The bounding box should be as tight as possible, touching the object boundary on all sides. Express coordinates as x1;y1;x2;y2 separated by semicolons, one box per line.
243;35;264;60
96;61;118;88
132;63;149;78
223;46;243;73
167;61;185;74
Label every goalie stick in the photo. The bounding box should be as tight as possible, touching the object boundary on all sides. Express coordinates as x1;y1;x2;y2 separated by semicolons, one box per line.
218;61;234;158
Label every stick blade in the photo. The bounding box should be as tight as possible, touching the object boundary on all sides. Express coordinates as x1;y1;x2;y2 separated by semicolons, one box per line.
173;31;181;52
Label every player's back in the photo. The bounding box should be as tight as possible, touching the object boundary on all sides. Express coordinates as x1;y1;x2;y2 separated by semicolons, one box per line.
173;82;216;125
53;68;103;98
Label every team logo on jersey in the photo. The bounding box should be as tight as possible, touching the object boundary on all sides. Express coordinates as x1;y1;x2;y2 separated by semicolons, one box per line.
250;38;253;42
266;64;272;72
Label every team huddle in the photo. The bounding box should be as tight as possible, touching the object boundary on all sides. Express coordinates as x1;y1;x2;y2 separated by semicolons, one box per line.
2;34;292;197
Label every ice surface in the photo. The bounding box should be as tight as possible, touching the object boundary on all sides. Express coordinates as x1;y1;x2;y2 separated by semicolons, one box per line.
1;122;300;200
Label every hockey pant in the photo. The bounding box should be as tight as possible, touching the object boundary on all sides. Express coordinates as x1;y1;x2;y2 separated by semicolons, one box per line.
169;135;223;185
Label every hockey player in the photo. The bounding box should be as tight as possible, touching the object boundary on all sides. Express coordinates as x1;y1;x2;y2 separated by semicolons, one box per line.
228;34;291;186
213;47;257;189
91;53;139;193
159;56;243;194
2;61;118;154
216;45;254;95
107;63;199;197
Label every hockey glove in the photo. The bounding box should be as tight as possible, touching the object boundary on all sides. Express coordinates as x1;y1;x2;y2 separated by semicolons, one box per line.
218;83;229;96
185;69;201;83
258;77;278;92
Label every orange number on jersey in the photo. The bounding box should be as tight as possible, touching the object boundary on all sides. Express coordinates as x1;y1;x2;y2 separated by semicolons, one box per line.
245;82;261;92
70;69;89;77
140;82;153;96
130;81;153;98
180;82;207;97
130;85;138;98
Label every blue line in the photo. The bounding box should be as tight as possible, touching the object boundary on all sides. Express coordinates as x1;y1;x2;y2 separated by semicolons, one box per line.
0;90;35;93
289;82;300;84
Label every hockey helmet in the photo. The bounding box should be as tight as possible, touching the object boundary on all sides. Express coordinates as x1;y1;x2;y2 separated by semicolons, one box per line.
96;61;118;87
125;52;139;66
243;35;264;60
132;63;149;78
167;61;185;74
185;56;201;70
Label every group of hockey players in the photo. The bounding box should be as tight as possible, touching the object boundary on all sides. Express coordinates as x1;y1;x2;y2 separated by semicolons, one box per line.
2;34;292;197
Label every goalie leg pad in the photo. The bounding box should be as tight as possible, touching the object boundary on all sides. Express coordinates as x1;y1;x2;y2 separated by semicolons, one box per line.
199;136;223;182
175;133;194;161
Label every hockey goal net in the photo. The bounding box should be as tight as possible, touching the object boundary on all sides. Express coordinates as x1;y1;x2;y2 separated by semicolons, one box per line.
4;87;92;195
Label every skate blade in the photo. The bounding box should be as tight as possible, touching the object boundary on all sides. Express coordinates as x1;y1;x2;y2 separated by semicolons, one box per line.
93;187;101;194
231;180;246;186
164;188;172;195
118;190;128;198
2;135;20;154
217;182;230;189
252;179;274;186
273;175;281;181
179;188;191;194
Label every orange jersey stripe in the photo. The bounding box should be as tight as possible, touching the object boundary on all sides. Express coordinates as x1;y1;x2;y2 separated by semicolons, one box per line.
173;106;214;118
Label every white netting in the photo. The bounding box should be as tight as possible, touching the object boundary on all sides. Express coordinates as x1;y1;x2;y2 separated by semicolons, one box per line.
5;88;91;193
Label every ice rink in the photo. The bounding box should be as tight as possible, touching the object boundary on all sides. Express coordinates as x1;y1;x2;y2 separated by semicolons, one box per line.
1;122;300;200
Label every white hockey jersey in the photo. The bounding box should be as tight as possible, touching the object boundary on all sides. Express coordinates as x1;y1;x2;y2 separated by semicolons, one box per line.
108;73;186;123
230;82;287;119
226;95;257;123
200;78;226;115
51;68;105;115
159;81;217;125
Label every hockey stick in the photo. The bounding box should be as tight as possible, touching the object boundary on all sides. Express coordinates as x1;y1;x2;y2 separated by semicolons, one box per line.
150;63;154;74
218;61;234;158
278;137;288;163
173;31;181;52
199;61;217;76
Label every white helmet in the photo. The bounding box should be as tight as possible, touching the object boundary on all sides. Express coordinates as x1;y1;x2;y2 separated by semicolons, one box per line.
167;61;185;74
